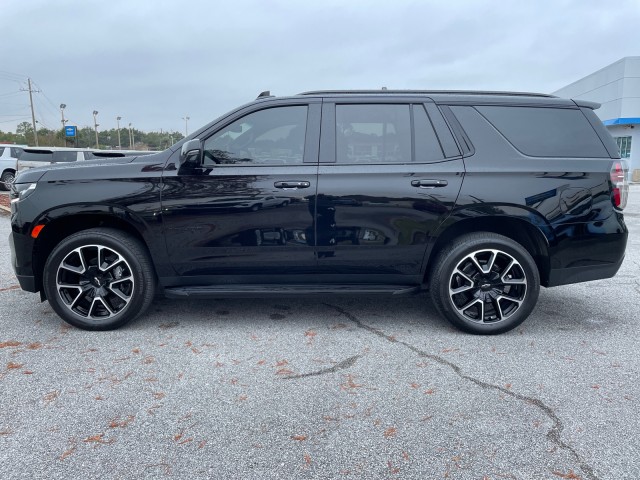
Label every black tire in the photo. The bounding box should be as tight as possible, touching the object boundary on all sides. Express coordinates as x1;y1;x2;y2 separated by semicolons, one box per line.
430;232;540;335
1;170;15;191
250;204;262;212
42;228;156;330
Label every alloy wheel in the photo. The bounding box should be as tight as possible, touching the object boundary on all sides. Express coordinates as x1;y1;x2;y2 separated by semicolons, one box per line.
56;244;135;319
448;249;527;324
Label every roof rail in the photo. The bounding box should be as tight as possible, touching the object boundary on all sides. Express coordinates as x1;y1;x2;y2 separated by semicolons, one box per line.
298;89;556;98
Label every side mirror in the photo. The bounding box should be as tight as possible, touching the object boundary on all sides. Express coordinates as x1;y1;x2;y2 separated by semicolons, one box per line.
180;139;202;165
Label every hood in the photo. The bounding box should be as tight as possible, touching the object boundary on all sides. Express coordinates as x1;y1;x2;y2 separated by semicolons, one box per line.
14;155;139;184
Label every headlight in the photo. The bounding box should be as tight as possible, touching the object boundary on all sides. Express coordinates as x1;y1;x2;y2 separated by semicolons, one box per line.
10;183;37;203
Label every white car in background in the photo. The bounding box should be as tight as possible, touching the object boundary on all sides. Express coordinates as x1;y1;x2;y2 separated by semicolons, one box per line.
17;147;154;171
0;144;25;191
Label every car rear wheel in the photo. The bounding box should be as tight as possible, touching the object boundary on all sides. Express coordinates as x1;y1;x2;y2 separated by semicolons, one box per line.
43;228;156;330
430;232;540;335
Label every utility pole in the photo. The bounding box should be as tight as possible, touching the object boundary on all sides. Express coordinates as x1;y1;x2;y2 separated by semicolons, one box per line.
93;110;99;149
128;123;133;149
116;116;122;149
60;104;67;147
182;115;190;136
20;78;40;146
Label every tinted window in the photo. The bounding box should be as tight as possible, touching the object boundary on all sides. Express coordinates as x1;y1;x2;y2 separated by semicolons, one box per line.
11;148;23;158
0;147;5;156
413;104;444;162
20;151;53;162
53;151;78;162
476;106;608;158
336;104;411;164
203;106;307;166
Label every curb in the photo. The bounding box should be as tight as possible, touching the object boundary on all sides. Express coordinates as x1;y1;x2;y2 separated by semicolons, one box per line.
0;205;10;213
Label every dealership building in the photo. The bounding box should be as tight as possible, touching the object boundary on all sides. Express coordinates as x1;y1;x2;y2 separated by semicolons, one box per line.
553;56;640;181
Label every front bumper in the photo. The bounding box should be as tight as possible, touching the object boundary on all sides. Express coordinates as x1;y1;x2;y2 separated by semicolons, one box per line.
9;230;38;292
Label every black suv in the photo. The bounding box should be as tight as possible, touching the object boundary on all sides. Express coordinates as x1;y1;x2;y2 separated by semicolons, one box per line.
8;90;629;334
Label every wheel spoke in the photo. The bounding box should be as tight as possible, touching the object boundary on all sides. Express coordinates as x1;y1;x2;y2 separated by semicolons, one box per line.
109;275;132;286
88;296;112;318
59;263;84;274
98;247;124;272
492;297;504;321
70;290;87;311
454;268;474;285
501;259;526;285
497;293;523;304
77;248;88;273
58;285;84;308
107;285;130;301
469;255;486;275
450;284;475;295
484;251;497;273
455;297;484;320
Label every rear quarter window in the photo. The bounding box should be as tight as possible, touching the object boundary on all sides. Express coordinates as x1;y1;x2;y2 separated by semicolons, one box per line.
20;151;53;162
475;106;608;158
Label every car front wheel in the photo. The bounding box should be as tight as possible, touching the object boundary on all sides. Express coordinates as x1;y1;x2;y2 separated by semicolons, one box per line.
1;171;15;191
43;228;156;330
430;232;540;335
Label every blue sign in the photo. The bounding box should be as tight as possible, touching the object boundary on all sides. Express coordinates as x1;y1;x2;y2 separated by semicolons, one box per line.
65;126;77;137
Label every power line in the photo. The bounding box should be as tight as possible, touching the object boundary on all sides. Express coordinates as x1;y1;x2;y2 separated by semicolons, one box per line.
0;73;26;83
0;117;31;125
0;91;22;98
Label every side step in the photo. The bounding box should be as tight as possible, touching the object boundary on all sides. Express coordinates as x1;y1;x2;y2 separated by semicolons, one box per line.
164;284;420;299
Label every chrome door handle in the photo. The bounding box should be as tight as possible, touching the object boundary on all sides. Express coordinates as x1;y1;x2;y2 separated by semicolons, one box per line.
274;181;310;189
411;179;448;188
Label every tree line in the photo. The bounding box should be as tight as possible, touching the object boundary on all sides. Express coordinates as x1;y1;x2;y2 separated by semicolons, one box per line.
0;122;185;151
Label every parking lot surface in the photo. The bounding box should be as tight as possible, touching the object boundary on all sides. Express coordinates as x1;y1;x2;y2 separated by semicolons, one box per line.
0;187;638;479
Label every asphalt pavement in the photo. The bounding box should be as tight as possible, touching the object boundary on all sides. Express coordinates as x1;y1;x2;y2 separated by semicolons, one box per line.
0;187;638;479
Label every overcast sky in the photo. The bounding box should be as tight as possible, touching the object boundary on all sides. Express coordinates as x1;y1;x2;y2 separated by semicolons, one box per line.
1;0;639;135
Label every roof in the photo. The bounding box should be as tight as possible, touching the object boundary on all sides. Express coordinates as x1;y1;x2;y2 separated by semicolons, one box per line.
299;89;556;98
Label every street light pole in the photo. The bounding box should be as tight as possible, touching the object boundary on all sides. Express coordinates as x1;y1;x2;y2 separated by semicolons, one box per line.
182;115;190;136
60;104;67;147
128;123;133;149
116;116;122;149
92;110;99;149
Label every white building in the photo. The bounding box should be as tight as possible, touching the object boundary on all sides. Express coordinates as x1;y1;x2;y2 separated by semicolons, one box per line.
552;56;640;181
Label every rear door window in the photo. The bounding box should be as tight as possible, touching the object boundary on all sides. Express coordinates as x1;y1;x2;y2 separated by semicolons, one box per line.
475;106;608;158
336;104;412;164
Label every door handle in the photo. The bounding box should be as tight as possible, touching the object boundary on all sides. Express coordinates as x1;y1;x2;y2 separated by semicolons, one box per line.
274;181;310;189
411;179;448;188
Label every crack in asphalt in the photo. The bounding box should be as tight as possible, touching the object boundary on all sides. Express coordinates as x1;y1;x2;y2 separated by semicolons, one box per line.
283;354;362;379
324;303;599;480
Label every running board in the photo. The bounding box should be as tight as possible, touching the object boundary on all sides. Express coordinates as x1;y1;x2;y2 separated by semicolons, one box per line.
164;284;420;298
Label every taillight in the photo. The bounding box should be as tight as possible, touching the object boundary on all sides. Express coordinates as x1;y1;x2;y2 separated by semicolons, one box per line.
610;160;628;210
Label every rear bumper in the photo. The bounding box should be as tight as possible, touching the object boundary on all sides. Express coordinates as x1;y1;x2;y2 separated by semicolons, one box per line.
547;254;625;287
